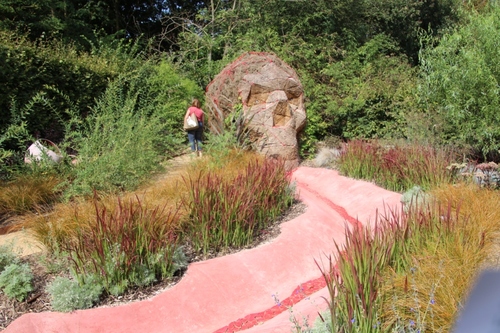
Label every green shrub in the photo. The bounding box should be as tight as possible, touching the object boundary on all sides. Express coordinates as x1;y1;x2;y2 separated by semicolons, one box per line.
62;58;202;198
47;276;103;312
63;72;164;197
0;263;33;301
0;245;19;272
322;35;419;141
0;31;114;143
418;4;500;157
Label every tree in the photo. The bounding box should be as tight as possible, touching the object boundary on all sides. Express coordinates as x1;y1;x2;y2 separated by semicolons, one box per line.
0;0;208;50
172;0;460;154
419;4;500;157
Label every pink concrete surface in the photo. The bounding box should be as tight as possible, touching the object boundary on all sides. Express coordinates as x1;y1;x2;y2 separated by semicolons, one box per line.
3;167;402;333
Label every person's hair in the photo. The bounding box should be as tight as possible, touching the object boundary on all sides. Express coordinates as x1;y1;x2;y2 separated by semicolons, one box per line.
191;99;201;108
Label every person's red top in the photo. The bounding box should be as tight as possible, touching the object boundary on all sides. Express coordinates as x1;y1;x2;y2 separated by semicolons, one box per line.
188;106;204;122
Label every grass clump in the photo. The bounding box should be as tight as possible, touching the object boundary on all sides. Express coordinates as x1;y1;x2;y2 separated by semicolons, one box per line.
0;263;34;301
61;196;183;296
338;140;458;192
183;156;294;255
0;172;62;218
317;182;499;333
382;184;500;332
317;221;395;333
46;275;103;312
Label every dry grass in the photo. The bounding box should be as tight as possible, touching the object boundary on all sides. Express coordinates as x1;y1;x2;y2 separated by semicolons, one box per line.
26;197;106;252
25;179;186;253
0;174;62;218
187;149;265;178
381;184;500;332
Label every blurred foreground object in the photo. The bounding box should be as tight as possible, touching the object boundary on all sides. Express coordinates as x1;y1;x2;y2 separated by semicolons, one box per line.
452;270;500;333
24;139;63;164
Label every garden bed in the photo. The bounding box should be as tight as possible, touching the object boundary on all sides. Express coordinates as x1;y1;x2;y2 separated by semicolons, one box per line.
0;201;306;330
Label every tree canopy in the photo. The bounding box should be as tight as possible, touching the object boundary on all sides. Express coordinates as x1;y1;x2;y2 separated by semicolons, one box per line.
2;0;500;163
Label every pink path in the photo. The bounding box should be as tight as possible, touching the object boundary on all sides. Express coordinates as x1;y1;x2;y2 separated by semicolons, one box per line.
3;167;402;333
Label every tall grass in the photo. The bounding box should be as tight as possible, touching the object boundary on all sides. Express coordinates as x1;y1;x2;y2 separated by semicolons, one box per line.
61;195;183;296
318;182;499;333
317;223;394;332
0;172;62;218
338;140;458;192
382;184;500;332
182;156;294;255
27;192;184;290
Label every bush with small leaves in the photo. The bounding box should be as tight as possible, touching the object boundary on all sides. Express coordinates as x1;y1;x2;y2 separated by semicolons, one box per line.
0;263;33;301
172;246;188;273
0;245;19;272
47;275;103;312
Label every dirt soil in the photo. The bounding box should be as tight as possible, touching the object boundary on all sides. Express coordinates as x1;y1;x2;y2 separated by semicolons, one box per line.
0;196;306;330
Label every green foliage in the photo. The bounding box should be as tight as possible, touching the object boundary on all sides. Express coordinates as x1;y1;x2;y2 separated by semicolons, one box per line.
46;275;103;312
62;59;202;198
62;196;182;296
64;76;162;197
0;124;31;180
0;0;198;50
174;0;460;153
338;140;458;192
204;103;253;165
148;61;204;154
419;4;500;157
0;245;19;272
322;35;419;140
0;263;33;301
183;157;294;255
0;31;114;143
296;73;331;158
0;0;103;46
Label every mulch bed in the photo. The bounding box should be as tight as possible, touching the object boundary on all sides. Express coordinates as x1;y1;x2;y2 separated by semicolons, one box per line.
0;201;307;330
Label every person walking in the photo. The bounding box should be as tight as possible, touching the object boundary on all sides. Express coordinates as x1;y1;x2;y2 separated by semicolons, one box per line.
184;98;204;157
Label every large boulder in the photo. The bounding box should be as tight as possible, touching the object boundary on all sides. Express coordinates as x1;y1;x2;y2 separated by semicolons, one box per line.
206;52;306;169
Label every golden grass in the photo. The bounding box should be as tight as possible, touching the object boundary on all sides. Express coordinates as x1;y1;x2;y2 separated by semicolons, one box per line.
0;174;62;217
381;183;500;332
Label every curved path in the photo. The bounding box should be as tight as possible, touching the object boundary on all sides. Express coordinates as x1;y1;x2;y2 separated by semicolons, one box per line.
4;167;402;333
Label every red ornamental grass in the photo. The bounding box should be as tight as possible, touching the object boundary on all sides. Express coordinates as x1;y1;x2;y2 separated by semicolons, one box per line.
340;140;456;192
65;195;181;289
318;198;466;332
339;140;382;181
183;157;292;255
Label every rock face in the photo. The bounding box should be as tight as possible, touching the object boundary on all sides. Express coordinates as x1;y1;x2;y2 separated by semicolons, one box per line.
206;52;306;169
